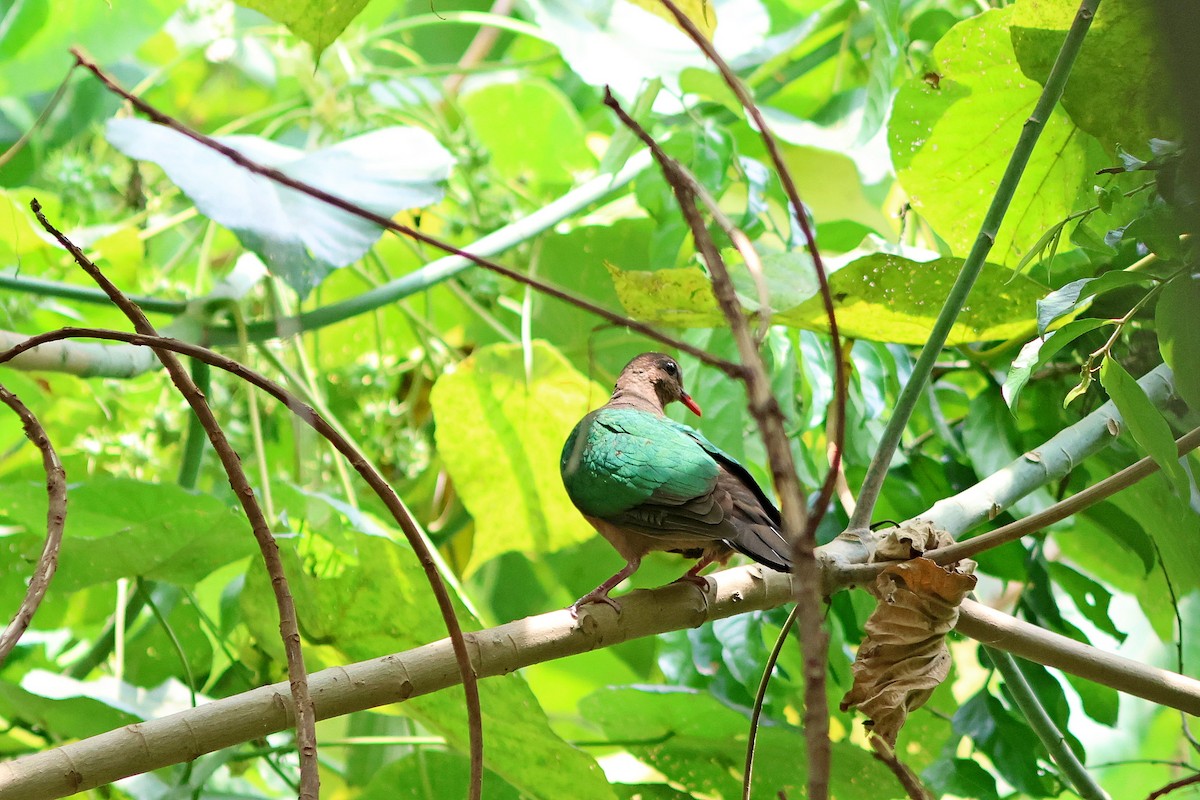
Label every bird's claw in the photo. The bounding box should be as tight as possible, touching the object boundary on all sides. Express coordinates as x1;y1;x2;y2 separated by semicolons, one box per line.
570;592;622;618
672;573;712;591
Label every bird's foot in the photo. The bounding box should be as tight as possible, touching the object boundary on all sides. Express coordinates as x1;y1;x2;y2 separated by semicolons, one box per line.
672;573;712;591
570;591;622;618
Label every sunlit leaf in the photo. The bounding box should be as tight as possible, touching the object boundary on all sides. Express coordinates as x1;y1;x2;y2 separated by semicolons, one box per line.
607;254;1047;344
429;341;607;574
0;0;182;95
235;0;370;60
623;0;716;38
461;81;598;186
106;118;453;296
1011;0;1177;152
0;478;255;591
890;7;1104;264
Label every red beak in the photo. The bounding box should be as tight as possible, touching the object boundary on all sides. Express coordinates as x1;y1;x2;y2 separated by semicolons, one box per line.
681;393;702;417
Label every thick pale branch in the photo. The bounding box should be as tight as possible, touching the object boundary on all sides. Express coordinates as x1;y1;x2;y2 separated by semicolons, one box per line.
959;599;1200;715
0;329;158;378
4;566;1198;800
832;363;1178;586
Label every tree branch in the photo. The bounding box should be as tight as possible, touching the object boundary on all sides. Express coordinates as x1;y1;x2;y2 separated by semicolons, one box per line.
3;563;1198;800
832;364;1178;586
0;329;159;378
0;385;66;665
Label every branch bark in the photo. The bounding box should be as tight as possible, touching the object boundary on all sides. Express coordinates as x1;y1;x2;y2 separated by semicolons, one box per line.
3;564;1198;800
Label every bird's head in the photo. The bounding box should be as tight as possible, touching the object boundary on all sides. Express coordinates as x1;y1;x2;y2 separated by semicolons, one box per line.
616;352;703;417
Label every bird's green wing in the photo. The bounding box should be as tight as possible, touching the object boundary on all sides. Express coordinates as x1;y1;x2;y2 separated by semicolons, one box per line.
560;407;719;518
658;416;782;526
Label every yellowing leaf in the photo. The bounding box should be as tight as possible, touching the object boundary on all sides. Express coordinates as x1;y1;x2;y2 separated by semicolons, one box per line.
605;254;1049;345
430;341;609;574
622;0;716;39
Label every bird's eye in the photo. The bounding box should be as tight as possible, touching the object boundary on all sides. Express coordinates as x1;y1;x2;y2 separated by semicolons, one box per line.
662;360;678;376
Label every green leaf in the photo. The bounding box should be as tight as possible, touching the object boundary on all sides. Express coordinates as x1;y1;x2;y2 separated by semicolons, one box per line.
106;118;453;297
1046;562;1126;643
1156;271;1200;412
923;758;1000;800
429;341;607;574
235;0;370;60
1036;272;1153;334
460;81;598;186
1051;563;1123;642
358;750;523;799
0;674;141;740
579;686;895;798
1004;318;1109;409
1099;356;1190;496
890;7;1104;264
0;0;183;95
606;264;720;327
0;478;255;592
1064;673;1119;728
1011;0;1177;152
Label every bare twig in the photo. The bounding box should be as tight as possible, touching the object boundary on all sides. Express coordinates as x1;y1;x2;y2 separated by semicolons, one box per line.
602;87;830;799
29;203;322;800
68;48;737;379
653;0;846;542
742;604;798;800
868;735;934;800
0;386;66;665
0;324;485;800
1147;772;1200;800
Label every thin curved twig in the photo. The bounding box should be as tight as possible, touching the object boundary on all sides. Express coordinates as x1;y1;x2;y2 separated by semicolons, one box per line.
29;203;321;800
653;0;845;537
0;323;484;798
68;48;738;379
0;385;66;665
602;86;830;799
741;604;798;800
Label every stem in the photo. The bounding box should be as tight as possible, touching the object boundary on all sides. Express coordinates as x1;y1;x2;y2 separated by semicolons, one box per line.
848;0;1103;532
988;648;1111;800
0;274;189;315
177;359;209;490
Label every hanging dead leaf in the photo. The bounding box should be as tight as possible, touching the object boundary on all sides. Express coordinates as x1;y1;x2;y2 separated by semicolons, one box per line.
840;520;976;746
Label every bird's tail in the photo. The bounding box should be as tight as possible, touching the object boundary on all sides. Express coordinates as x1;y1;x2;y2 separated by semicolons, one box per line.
726;525;791;572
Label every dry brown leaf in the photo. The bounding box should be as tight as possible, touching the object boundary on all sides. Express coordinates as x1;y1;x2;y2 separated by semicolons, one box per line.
840;521;977;745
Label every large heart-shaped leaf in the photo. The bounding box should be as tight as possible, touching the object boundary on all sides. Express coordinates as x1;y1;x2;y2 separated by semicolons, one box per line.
107;118;453;296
